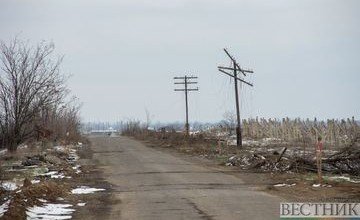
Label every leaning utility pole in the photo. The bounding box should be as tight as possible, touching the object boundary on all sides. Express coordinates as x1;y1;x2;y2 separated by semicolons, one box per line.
174;75;198;136
218;48;254;147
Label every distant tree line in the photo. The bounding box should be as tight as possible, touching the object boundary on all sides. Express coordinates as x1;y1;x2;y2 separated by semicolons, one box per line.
119;113;359;147
0;38;81;151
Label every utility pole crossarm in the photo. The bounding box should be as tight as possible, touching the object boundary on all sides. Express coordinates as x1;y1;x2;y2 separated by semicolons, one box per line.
174;88;199;91
218;66;254;73
174;76;198;79
218;68;253;87
174;82;198;84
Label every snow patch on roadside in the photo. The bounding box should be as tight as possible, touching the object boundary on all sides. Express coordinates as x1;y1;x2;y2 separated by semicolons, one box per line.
31;180;40;184
1;181;18;191
72;165;81;174
328;176;360;183
67;149;79;163
26;203;75;220
39;171;70;179
54;146;67;153
312;183;332;188
0;149;7;155
274;183;296;187
0;200;10;217
71;186;105;194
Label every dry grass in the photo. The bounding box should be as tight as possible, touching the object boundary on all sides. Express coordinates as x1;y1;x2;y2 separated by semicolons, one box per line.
241;117;359;146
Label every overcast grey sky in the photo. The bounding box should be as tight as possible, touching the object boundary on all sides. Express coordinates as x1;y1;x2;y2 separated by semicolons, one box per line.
1;0;359;123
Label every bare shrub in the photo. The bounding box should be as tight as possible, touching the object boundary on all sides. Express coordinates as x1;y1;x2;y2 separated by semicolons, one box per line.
121;120;143;136
0;38;80;151
220;111;237;135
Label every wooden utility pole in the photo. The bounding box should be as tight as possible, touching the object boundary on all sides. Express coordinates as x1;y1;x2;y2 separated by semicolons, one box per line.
218;48;254;147
174;75;198;136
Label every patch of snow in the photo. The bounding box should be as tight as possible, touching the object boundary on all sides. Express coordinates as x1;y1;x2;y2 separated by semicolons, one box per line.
226;139;237;146
25;165;39;169
76;203;86;207
262;137;282;142
18;144;28;150
328;176;360;183
189;131;201;135
31;167;49;176
215;131;228;137
242;140;260;146
0;149;7;155
40;171;65;179
12;168;26;173
31;180;40;184
52;174;65;179
71;186;105;194
43;171;58;176
258;155;266;160
274;183;296;187
228;156;237;161
0;200;10;217
1;181;18;191
67;149;79;163
26;203;75;220
38;198;48;203
72;165;80;170
54;146;67;152
312;183;332;188
72;165;81;174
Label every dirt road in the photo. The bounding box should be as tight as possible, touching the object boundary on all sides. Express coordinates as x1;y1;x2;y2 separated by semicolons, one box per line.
90;135;283;220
